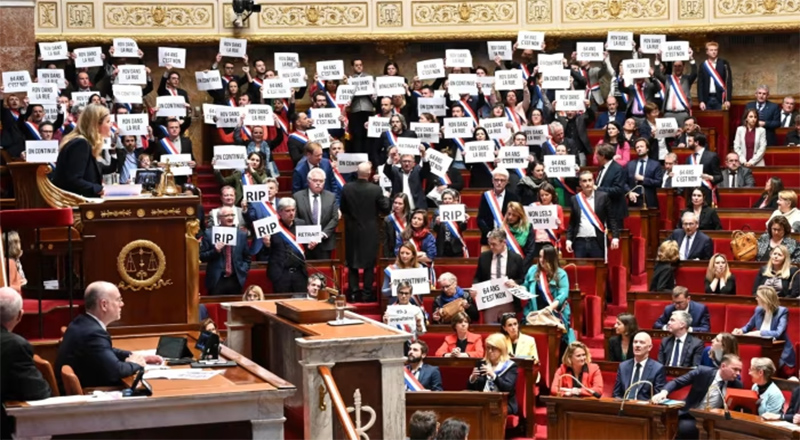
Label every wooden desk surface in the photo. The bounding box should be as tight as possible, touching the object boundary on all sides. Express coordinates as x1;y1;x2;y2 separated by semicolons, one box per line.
691;408;800;440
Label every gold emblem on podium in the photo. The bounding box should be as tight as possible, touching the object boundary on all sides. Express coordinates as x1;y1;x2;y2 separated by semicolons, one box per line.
116;240;172;291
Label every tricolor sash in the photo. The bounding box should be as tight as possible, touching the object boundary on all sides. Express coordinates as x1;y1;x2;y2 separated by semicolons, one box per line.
9;110;19;121
121;103;132;112
383;263;397;280
438;172;452;186
386;131;398;146
534;202;560;247
222;75;234;86
537;270;555;305
157;124;169;138
227;98;237;107
387;213;406;235
241;172;255;186
160;138;180;155
452;137;466;153
240;125;252;141
60;120;76;135
461;100;479;126
582;69;600;98
554;177;576;195
332;168;347;190
277;222;305;257
504;225;524;256
703;60;727;101
289;131;308;144
520;64;531;80
443;220;469;257
542;140;556;155
280;99;290;114
484;191;505;228
667;75;691;115
485;360;516;391
576;192;605;233
24;121;41;140
505;106;523;133
404;368;425;391
260;201;278;217
412;90;422;97
275;113;289;134
250;77;263;89
633;83;646;114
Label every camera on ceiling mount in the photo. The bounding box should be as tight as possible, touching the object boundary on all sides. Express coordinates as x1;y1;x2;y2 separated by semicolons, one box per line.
232;0;261;28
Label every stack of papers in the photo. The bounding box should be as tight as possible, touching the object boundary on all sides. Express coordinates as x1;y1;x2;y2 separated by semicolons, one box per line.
143;369;223;380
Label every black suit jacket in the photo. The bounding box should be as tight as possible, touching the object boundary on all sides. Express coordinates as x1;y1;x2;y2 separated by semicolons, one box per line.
784;387;800;422
697;58;733;105
473;250;525;286
596;161;629;220
686;149;723;201
53;138;116;197
293;189;339;253
664;366;742;415
477;190;521;244
467;361;518;415
653;301;711;333
383;163;429;211
556;109;594;156
657;334;705;368
612;358;666;400
55;314;142;391
566;190;621;251
665;229;714;260
266;219;309;282
151;136;195;163
0;327;50;402
415;363;443;391
626;157;663;209
157;75;190;101
608;335;634;362
679;206;722;231
199;228;251;290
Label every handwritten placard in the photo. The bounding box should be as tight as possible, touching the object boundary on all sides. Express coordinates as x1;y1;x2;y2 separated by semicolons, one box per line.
212;226;238;246
445;49;472;68
368;116;390;138
213;145;247;170
253;216;280;238
498;146;528;169
310;107;341;130
71;92;95;107
39;41;68;61
671;165;703;188
410;122;440;143
621;58;651;80
244;104;274;126
350;75;375;96
295;225;322;244
390;267;430;296
163;153;193;176
202;103;227;125
661;41;690;62
544;154;576;178
517;31;544;50
158;47;186;69
526;205;558;229
336;85;356;105
27;84;58;105
274;52;300;70
555;91;586;112
112;85;143;104
417;97;447;117
495;70;523;91
112;38;139;57
219;38;247;58
316;60;345;80
523;125;549;145
37;69;66;89
640;34;666;54
2;71;31;93
537;53;564;72
385;304;418;329
487;41;513;60
426;148;453;179
473;277;512;311
195;70;223;91
479;76;495;96
444;117;473;139
74;47;103;68
481;117;510;140
307;128;331;149
448;73;477;96
281;67;306;87
655;118;680;139
156;95;186;117
261;78;292;99
439;204;466;222
541;69;571;90
337;153;368;173
464;141;495;163
607;31;634;51
117;64;147;85
576;42;604;62
417;58;445;80
25;140;59;163
116;113;149;136
216;108;243;128
375;75;406;97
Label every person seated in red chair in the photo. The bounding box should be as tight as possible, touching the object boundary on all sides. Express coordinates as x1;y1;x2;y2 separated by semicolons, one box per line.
612;332;666;401
752;245;799;297
550;341;603;398
653;286;711;333
467;333;518;414
434;311;484;358
666;212;714;261
406;340;443;391
431;273;478;324
704;253;737;295
762;383;800;424
657;310;705;368
733;286;797;377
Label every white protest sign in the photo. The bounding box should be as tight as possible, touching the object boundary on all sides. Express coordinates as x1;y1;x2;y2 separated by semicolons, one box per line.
464;141;494;163
27;84;58;105
523;125;549;145
417;97;447;117
219;38;247;58
113;38;139;57
253;216;280;238
316;60;344;80
215;108;242;128
39;41;68;61
368;116;390;138
607;31;634;51
448;73;477;96
71;92;95;107
295;225;322;244
622;58;651;81
213;145;247;170
479;76;495;96
390;267;430;296
537;53;564;72
261;78;292;99
417;59;445;80
350;75;375;96
487;41;513;60
661;41;690;62
473;277;513;311
2;71;31;93
337;153;368;174
426;149;453;179
25;140;59;163
576;42;604;62
244;104;274;126
439;204;466;222
112;85;143;104
655;118;681;139
37;69;66;89
410;122;440;143
541;69;571;90
274;52;299;70
498;146;529;169
508;285;536;300
555;91;586;112
163;153;193;176
397;137;421;156
195;70;223;91
517;31;545;50
158;47;186;68
310;107;341;130
74;47;103;68
43;105;59;123
336;85;356;105
481;117;510;140
307;127;331;149
433;90;447;98
427;186;443;203
116;113;149;136
640;34;666;54
375;75;406;97
525;204;558;229
385;304;418;330
202;103;227;125
281;68;307;87
671;165;703;188
444;117;473;139
212;227;238;246
243;185;271;203
495;70;523;91
155;95;186;117
544;155;576;177
117;64;147;85
445;49;472;68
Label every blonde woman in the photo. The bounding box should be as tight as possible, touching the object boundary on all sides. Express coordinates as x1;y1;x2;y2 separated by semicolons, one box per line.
704;253;736;294
53;104;115;197
242;285;264;301
2;231;27;292
467;333;519;415
650;240;679;292
752;245;798;297
733;286;797;377
767;190;800;227
550;341;603;397
503;202;536;268
747;358;784;415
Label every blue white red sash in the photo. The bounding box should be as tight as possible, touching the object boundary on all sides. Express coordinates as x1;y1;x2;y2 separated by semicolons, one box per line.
505;107;522;133
241;172;255;186
384;263;397;280
576;192;605;233
537;270;555;305
386;131;398;146
250;77;263;89
582;69;600;98
520;64;531;80
158;124;169;137
227;98;237;107
633;83;646;114
461;100;479;126
667;75;691;114
289;131;308;144
504;225;524;256
9;110;19;121
24;121;41;139
280;99;290;114
703;60;727;101
484;191;505;228
438;172;452;186
240;125;252;141
443;220;469;257
275;113;289;134
542;140;556;155
60;120;76;135
260;201;278;217
486;360;516;391
688;153;717;204
160;138;180;155
121;103;132;112
222;75;234;87
452;137;466;153
404;368;425;391
412;90;422;97
277;222;305;257
332;168;347;190
387;213;406;235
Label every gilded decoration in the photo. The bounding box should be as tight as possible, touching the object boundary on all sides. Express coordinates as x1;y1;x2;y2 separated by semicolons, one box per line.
526;0;552;23
136;208;145;217
151;208;182;216
258;4;368;27
377;1;403;26
104;4;213;28
563;0;668;21
100;209;132;218
38;2;58;28
223;3;239;28
85;210;95;220
116;239;172;291
679;0;705;18
715;0;800;16
412;1;517;25
67;2;94;28
186;206;195;216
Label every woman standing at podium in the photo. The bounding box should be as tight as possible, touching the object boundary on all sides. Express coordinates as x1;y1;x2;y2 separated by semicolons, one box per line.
53;104;116;197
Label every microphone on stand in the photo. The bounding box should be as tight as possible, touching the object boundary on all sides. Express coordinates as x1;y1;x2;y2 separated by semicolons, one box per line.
618;380;654;416
560;374;601;398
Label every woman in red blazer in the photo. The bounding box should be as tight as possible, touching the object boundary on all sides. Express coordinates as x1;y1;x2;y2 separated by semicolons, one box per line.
550;341;603;397
435;311;484;358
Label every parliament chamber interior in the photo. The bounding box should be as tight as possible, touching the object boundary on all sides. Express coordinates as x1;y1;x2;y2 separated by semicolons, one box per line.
1;0;800;439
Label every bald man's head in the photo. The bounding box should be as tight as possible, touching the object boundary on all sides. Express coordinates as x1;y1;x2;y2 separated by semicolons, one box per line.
84;281;125;325
632;331;653;361
357;162;372;178
0;287;23;330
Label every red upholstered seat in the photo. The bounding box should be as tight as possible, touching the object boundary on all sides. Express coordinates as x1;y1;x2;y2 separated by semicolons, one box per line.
634;300;670;330
706;303;726;333
724;304;755;332
674;267;707;292
667;383;691;401
434;264;475;289
585;296;602;338
732;268;759;296
462;192;481;208
530;332;550;387
601;370;617;397
464;235;482;257
203;303;228;330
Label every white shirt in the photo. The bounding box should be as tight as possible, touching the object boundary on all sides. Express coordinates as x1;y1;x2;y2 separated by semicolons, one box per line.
596;161;611;187
760;310;773;333
308;189;321;225
495;189;506;210
576;191;597;238
694;147;705;163
679;233;695;261
670;333;687;366
169;136;182;152
87;312;107;331
492;249;509;279
707;61;717;95
700;371;725;409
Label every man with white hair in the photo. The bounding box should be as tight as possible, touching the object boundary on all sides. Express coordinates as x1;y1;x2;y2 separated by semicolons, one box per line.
265;198;309;293
432;272;478;323
657;310;704;368
477;168;520;249
200;206;251;296
293;167;339;260
744;84;781;146
666;211;713;260
612;332;666;400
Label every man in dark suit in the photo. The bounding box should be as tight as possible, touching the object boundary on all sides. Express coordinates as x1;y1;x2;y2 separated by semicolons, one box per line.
288;112;314;166
686;133;722;203
623;77;661;120
380;114;418;165
613;332;666;401
657;310;705;368
477;168;521;246
652;355;743;439
406;341;443;391
292;142;338;197
778;96;798;129
157;65;189;100
200;206;251;296
383;147;429;212
697;41;733;111
472;228;526;324
594;96;626;129
719;152;755;188
744;85;781;146
293;168;339;260
595;143;628;220
627;139;663;208
666;212;714;260
653;287;711;333
264;198;308;293
55;282;162;391
769;386;800;423
566;170;621;258
556;106;594;165
151;118;195;186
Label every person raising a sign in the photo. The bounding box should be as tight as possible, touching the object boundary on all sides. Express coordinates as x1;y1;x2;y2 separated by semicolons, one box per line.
264;198;309;293
549;144;580;207
523;244;575;350
199;206;251;296
685;133;722;205
531;183;565;255
396;210;437;264
565;170;621;258
464;126;494;188
212;152;267;206
432;189;468;258
381;241;425;299
477;168;521;251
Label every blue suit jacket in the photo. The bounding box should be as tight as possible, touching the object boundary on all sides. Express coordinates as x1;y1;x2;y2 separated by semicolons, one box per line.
740;306;796;368
665;229;714;261
653;301;711;333
664;366;742;415
745;101;781;145
612;358;666;400
199;229;251;290
416;363;443;391
626;157;664;209
291;158;338;196
594;111;626;129
245;198;278;257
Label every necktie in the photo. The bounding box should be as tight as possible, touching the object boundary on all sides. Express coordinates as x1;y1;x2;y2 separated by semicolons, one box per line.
596;167;605;186
312;194;320;225
783;113;790;127
695;153;701;163
224;246;233;277
729;171;736;188
637;159;646;176
671;339;682;366
664;175;672;188
758;103;764;113
632;363;642;392
495;254;502;279
682;235;692;260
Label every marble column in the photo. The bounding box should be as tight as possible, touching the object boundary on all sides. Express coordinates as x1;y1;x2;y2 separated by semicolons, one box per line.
0;0;36;73
380;357;408;439
299;361;335;440
223;305;252;357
